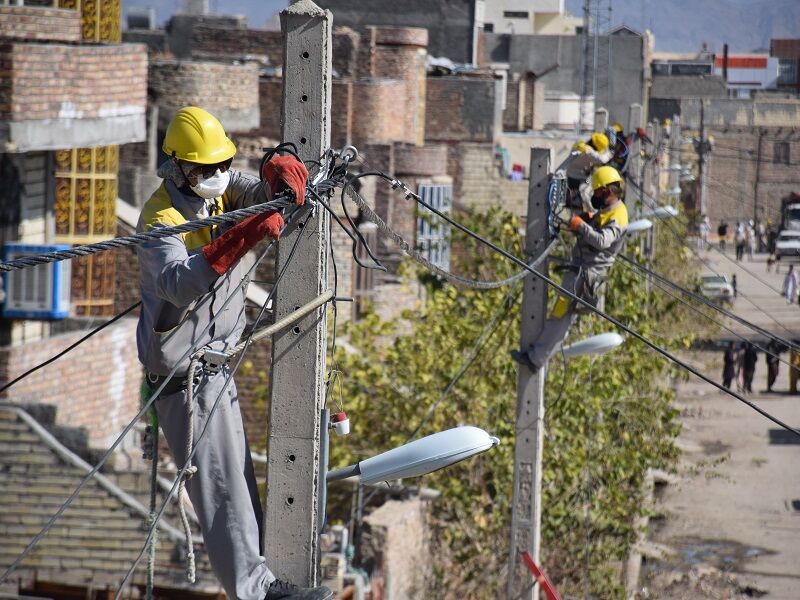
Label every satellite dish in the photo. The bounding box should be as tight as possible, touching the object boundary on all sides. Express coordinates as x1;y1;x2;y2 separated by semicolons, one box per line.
327;426;499;484
560;332;624;359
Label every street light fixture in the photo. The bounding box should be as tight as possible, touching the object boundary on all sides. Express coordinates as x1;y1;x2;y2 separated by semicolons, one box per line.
627;218;653;234
327;425;500;484
641;205;678;220
560;332;624;359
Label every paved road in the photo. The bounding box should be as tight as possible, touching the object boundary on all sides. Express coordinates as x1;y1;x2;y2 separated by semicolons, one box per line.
646;246;800;599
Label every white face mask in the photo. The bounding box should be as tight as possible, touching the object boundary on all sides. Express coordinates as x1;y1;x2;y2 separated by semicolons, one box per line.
190;169;230;199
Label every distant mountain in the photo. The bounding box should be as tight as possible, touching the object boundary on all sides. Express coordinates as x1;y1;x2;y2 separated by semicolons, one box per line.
565;0;800;53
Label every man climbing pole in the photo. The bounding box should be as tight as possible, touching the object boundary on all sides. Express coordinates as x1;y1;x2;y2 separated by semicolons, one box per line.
566;132;613;209
136;106;332;600
512;165;629;372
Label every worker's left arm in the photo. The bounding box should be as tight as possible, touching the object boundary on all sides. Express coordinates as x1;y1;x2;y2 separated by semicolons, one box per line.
576;219;626;250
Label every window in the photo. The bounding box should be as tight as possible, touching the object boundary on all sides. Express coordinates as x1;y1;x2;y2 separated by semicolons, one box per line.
777;58;798;86
416;184;452;271
54;146;119;316
503;11;529;19
483;22;494;32
774;142;790;165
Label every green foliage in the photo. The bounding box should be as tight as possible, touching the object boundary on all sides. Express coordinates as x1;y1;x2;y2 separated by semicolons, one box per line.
327;206;698;599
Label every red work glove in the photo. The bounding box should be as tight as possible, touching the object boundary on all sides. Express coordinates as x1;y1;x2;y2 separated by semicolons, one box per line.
262;155;309;205
569;215;585;232
202;210;284;275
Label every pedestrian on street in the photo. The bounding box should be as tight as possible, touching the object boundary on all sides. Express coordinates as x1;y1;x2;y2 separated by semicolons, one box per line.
746;221;757;261
698;214;710;250
722;341;739;389
782;265;798;304
717;221;728;252
741;342;758;394
735;222;746;261
136;106;331;600
766;341;781;392
731;273;738;299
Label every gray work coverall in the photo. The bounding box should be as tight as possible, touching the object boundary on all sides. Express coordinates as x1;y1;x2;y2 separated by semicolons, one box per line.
136;170;275;600
527;200;628;369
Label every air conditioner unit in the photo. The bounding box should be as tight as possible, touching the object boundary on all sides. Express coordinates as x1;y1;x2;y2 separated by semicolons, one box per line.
2;243;71;320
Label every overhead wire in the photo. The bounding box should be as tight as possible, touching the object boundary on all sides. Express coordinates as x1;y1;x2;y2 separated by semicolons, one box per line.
398;178;800;440
0;301;141;395
618;255;799;373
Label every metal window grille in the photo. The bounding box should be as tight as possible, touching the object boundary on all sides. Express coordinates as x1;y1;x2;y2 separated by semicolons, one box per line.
774;142;790;165
54;146;118;316
416;184;452;271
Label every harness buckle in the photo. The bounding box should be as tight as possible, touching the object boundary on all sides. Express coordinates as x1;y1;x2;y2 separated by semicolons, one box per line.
202;349;229;373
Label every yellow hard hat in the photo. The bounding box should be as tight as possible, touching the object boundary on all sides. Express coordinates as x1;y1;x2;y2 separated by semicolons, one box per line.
612;122;623;134
572;140;591;153
162;106;237;164
591;132;610;153
591;165;622;191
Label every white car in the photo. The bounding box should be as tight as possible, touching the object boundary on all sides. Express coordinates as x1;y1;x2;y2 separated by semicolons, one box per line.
775;230;800;260
699;274;735;305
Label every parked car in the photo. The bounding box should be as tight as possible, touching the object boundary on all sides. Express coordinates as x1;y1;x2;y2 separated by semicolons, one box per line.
775;230;800;260
698;274;735;305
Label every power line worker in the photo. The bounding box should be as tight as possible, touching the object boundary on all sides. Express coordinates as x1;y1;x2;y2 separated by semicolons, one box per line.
566;132;612;209
512;166;629;372
136;107;331;600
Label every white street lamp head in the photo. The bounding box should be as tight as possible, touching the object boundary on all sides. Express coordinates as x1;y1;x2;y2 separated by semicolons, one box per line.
626;218;653;234
329;426;499;485
560;332;624;359
641;205;678;220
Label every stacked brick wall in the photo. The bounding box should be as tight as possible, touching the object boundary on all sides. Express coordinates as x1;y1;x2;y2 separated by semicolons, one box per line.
333;27;360;79
259;77;283;138
504;74;522;131
0;318;142;450
191;25;282;65
0;43;147;123
446;142;528;216
350;79;407;146
705;127;800;227
114;223;141;316
425;76;497;143
332;80;353;148
371;27;428;146
149;59;258;132
0;6;81;43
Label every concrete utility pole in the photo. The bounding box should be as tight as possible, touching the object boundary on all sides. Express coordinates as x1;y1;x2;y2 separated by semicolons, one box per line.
695;99;710;217
667;114;682;203
264;0;332;586
753;128;763;224
627;103;643;216
508;148;551;600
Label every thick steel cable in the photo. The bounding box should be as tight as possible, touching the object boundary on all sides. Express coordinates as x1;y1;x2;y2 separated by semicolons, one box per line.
0;206;300;584
112;206;314;599
619;255;800;369
407;188;800;440
344;186;557;288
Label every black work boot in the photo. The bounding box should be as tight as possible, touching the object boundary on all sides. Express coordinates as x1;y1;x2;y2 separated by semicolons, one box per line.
264;578;333;600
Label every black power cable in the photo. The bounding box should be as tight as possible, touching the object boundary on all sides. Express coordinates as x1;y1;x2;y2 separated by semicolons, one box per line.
405;185;800;440
0;301;141;395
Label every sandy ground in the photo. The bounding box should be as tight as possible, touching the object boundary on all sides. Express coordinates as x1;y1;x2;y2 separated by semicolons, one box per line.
639;248;800;599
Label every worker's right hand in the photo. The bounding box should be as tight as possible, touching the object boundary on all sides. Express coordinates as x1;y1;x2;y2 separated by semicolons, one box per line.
202;210;284;276
262;155;309;205
569;215;585;232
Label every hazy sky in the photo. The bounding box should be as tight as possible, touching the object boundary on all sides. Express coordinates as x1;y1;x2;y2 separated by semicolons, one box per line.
121;0;287;28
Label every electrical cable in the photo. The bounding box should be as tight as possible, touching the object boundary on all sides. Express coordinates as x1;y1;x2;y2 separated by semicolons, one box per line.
618;256;799;373
0;301;141;395
112;207;314;599
402;183;800;440
628;177;795;333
